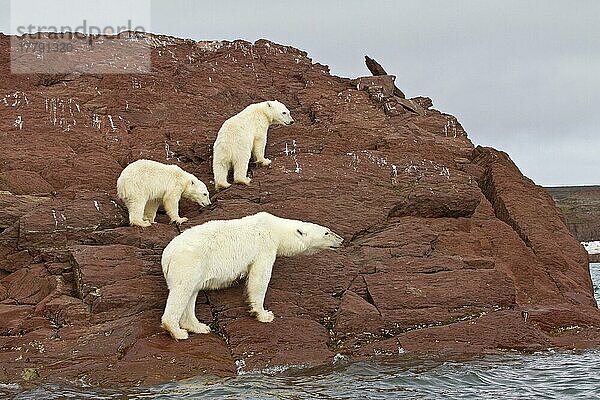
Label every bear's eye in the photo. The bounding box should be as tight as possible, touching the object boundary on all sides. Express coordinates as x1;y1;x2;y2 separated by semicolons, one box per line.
282;111;287;115
325;232;330;236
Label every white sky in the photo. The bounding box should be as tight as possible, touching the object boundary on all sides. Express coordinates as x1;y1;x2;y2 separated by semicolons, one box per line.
1;0;598;186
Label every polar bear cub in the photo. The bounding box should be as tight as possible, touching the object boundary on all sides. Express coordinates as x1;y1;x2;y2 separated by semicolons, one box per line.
117;159;211;227
160;211;343;340
213;100;294;190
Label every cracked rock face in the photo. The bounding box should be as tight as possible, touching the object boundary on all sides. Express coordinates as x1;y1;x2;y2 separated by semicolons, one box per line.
0;32;599;387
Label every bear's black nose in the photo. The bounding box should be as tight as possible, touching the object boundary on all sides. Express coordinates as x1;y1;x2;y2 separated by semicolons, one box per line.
288;120;295;125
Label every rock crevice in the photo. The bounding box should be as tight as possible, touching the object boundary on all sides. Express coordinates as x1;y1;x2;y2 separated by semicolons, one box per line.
476;161;534;251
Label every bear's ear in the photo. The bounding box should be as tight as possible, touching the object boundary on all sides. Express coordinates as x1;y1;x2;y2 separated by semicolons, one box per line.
296;229;306;236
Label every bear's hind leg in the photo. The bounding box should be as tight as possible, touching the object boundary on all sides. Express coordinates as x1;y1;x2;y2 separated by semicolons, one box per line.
246;253;276;322
180;291;211;334
126;199;152;227
232;157;252;186
143;199;160;223
161;285;194;340
213;161;232;190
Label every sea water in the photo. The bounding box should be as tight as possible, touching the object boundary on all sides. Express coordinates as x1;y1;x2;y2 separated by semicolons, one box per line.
6;264;600;400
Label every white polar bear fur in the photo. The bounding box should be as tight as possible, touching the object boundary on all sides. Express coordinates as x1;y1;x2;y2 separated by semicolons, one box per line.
160;211;344;340
212;100;294;190
116;159;211;227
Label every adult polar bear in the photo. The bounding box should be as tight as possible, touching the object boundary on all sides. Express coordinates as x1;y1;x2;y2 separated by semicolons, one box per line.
160;211;343;340
117;159;211;227
213;100;294;190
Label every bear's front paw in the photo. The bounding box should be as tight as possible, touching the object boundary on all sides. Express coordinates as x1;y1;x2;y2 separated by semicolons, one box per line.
171;329;189;340
256;310;274;323
173;217;189;225
161;321;189;340
181;321;211;334
257;158;272;167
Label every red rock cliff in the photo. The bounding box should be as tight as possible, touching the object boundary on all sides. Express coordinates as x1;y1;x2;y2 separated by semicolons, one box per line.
0;33;599;386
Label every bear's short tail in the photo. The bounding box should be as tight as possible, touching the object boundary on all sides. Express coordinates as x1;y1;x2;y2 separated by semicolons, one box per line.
162;259;170;280
116;176;128;200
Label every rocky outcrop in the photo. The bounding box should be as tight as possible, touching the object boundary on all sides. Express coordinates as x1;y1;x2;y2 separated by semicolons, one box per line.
547;187;600;240
1;32;599;387
546;186;600;262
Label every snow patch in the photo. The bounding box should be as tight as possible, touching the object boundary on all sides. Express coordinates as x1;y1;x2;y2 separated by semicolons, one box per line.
14;115;23;130
439;166;450;179
283;140;301;174
582;241;600;255
108;115;117;132
197;40;224;52
165;142;174;160
443;116;458;138
92;114;102;130
45;97;79;131
51;210;66;227
235;359;246;375
391;164;398;185
1;91;29;107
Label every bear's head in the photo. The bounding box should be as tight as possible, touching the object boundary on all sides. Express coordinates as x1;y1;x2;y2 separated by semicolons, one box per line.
182;176;211;207
267;100;294;126
278;220;344;257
